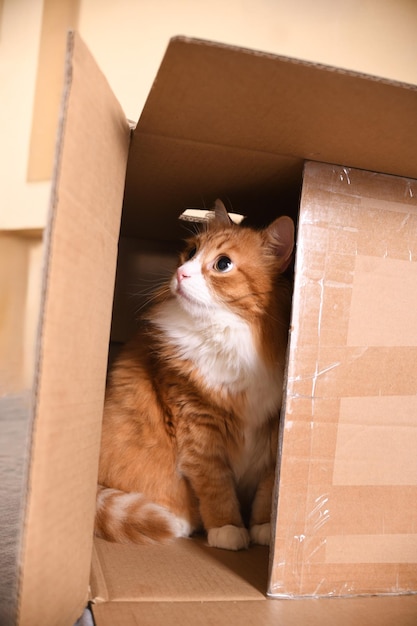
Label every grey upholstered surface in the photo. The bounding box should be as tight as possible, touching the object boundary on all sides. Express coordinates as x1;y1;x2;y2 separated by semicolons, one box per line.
0;393;32;626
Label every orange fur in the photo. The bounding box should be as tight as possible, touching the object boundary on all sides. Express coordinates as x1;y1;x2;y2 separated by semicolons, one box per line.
95;201;294;550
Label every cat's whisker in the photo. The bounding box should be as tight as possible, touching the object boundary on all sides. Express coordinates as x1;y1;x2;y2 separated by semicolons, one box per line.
127;275;173;297
129;285;168;300
133;286;173;315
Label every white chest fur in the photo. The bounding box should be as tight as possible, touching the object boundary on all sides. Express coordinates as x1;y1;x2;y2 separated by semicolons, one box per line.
153;298;283;426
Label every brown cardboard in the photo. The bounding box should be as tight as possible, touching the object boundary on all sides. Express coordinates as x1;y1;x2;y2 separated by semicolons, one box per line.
92;596;417;626
27;0;80;181
14;32;130;626
0;233;35;393
270;161;417;597
91;536;268;602
5;31;417;626
122;37;417;241
90;538;417;622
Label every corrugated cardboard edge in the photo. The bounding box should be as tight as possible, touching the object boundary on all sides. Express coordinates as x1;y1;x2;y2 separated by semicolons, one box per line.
172;35;417;89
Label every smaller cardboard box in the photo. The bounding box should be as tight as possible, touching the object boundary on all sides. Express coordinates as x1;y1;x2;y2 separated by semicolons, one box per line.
2;32;417;626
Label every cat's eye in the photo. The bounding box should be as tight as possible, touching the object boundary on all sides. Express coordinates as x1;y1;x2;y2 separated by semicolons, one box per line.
214;256;234;273
186;245;197;260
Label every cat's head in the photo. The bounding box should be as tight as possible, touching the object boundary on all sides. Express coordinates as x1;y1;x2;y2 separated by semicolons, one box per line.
170;200;294;321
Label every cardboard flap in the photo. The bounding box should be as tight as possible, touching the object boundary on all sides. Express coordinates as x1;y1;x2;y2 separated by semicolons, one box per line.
139;38;417;162
18;32;130;626
91;595;417;626
123;37;417;239
90;537;268;603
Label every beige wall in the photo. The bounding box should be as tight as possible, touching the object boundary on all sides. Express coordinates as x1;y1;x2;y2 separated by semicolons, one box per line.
78;0;417;122
0;233;43;391
0;0;50;230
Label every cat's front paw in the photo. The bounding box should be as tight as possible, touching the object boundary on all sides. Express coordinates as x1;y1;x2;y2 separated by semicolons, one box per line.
250;523;271;546
207;525;250;551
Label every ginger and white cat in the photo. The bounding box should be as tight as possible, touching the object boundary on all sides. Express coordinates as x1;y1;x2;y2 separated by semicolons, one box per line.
95;200;294;551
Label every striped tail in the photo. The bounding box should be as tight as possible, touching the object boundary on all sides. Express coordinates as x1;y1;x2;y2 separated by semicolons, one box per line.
95;485;192;545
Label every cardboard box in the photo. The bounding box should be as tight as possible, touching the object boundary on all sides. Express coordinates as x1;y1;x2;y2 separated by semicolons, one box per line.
1;32;417;625
271;162;417;597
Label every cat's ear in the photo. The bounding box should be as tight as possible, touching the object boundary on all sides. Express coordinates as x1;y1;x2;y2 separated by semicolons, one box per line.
212;199;233;227
265;216;295;272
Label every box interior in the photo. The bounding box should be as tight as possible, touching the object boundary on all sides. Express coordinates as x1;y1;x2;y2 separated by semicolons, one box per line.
122;36;417;240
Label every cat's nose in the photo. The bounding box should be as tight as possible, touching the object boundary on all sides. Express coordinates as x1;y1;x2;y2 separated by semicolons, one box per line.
177;267;190;283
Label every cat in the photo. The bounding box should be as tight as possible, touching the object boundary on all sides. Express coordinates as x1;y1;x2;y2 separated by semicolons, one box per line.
95;200;294;551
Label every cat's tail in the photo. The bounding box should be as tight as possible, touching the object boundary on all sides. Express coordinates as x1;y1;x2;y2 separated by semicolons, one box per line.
95;485;192;545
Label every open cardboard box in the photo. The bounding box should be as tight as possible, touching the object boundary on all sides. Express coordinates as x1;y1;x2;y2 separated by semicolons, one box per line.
2;32;417;626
